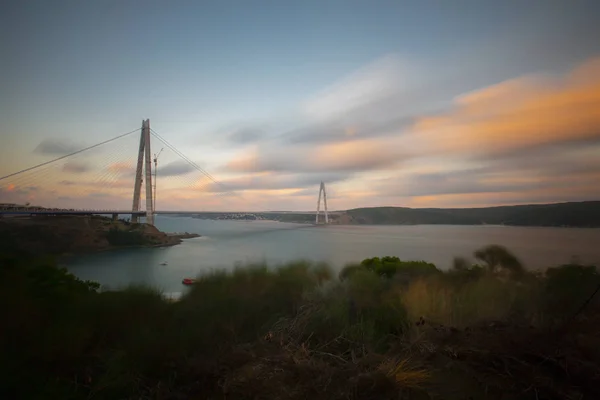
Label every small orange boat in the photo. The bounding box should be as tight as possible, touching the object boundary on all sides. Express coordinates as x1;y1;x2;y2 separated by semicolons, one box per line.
182;278;196;285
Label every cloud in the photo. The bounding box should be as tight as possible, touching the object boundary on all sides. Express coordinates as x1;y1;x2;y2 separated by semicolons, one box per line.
302;54;411;122
205;172;349;193
1;180;132;210
281;115;417;145
0;185;38;205
369;141;600;204
108;162;134;173
34;138;84;155
228;127;267;144
104;162;137;180
88;192;110;197
410;57;600;156
322;56;600;208
57;178;132;190
213;54;449;195
62;161;91;173
159;160;195;177
1;184;39;196
212;56;596;208
223;138;407;175
273;56;453;146
215;54;449;150
377;171;550;198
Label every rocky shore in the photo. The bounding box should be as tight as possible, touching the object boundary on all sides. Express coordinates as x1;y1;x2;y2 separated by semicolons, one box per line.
0;215;201;256
166;232;201;239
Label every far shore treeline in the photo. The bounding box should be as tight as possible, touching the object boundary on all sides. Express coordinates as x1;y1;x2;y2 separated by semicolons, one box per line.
177;201;600;227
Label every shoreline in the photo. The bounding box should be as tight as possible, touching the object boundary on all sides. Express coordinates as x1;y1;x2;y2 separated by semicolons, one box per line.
167;216;600;229
59;233;202;259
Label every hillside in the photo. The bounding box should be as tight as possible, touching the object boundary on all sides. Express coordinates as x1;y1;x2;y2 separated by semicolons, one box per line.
345;201;600;227
0;215;193;256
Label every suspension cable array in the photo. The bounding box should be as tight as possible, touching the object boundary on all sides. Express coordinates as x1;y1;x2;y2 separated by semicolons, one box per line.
0;128;141;182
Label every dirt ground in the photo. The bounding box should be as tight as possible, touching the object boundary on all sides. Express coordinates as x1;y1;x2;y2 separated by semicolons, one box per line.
160;313;600;400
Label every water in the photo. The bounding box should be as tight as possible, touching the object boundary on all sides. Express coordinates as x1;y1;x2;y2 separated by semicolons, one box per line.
66;216;600;294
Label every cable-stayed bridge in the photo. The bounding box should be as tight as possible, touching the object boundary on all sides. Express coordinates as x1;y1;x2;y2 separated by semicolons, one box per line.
0;120;335;225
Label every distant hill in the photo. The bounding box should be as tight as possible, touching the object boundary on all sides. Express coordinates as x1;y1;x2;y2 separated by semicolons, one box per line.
344;201;600;227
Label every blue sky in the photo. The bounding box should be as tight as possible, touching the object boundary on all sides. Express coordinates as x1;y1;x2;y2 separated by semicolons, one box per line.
1;0;600;210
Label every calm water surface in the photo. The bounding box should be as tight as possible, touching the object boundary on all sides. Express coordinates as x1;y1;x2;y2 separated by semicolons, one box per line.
66;216;600;294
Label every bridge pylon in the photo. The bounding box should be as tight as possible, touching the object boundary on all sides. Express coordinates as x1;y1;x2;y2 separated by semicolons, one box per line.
316;181;328;224
131;119;154;225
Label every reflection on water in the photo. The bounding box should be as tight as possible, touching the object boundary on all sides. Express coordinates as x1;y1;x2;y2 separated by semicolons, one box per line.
66;216;600;294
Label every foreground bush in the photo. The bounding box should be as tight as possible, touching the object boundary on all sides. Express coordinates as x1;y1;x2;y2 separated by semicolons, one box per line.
543;263;600;320
277;268;410;353
402;274;544;327
1;247;599;399
339;256;439;281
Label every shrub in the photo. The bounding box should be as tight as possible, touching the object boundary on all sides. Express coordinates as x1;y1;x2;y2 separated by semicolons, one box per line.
278;268;410;352
543;263;600;320
445;262;486;285
339;263;363;281
473;244;524;275
353;256;440;281
0;257;101;398
402;274;542;327
173;261;332;354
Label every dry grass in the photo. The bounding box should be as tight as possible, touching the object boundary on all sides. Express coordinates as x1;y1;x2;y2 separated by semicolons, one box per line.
379;357;430;388
402;274;544;328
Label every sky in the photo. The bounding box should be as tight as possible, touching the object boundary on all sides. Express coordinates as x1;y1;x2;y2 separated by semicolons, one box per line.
1;0;600;211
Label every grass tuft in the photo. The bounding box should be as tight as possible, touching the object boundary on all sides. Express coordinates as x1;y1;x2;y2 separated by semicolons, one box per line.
379;357;431;388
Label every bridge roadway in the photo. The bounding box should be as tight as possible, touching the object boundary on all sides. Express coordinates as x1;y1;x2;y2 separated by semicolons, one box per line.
0;208;342;216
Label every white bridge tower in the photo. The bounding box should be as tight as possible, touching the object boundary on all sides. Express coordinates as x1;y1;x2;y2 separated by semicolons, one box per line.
131;119;154;225
316;181;329;224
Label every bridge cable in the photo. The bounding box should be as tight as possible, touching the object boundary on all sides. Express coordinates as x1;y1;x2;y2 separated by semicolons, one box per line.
8;137;134;191
149;129;221;184
0;127;141;182
149;129;252;204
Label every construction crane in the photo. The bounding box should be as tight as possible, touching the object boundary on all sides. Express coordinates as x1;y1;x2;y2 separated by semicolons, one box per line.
153;148;163;212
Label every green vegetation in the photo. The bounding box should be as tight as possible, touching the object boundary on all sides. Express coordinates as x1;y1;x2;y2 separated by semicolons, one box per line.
105;226;148;246
1;246;600;399
346;200;600;227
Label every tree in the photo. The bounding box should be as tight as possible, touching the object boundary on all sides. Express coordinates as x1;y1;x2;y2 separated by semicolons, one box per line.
473;244;524;275
452;256;470;271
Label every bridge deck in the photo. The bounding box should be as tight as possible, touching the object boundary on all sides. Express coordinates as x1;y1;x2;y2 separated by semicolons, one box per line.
0;210;342;216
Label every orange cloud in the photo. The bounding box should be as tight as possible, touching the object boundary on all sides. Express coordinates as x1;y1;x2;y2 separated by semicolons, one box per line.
107;162;134;173
310;139;403;171
224;150;260;172
223;138;406;175
6;183;15;191
412;57;600;155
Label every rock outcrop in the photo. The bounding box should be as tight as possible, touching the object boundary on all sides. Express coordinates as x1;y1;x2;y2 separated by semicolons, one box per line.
0;215;191;255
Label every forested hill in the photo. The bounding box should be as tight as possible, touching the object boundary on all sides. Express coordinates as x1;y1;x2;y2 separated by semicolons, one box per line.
344;201;600;227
